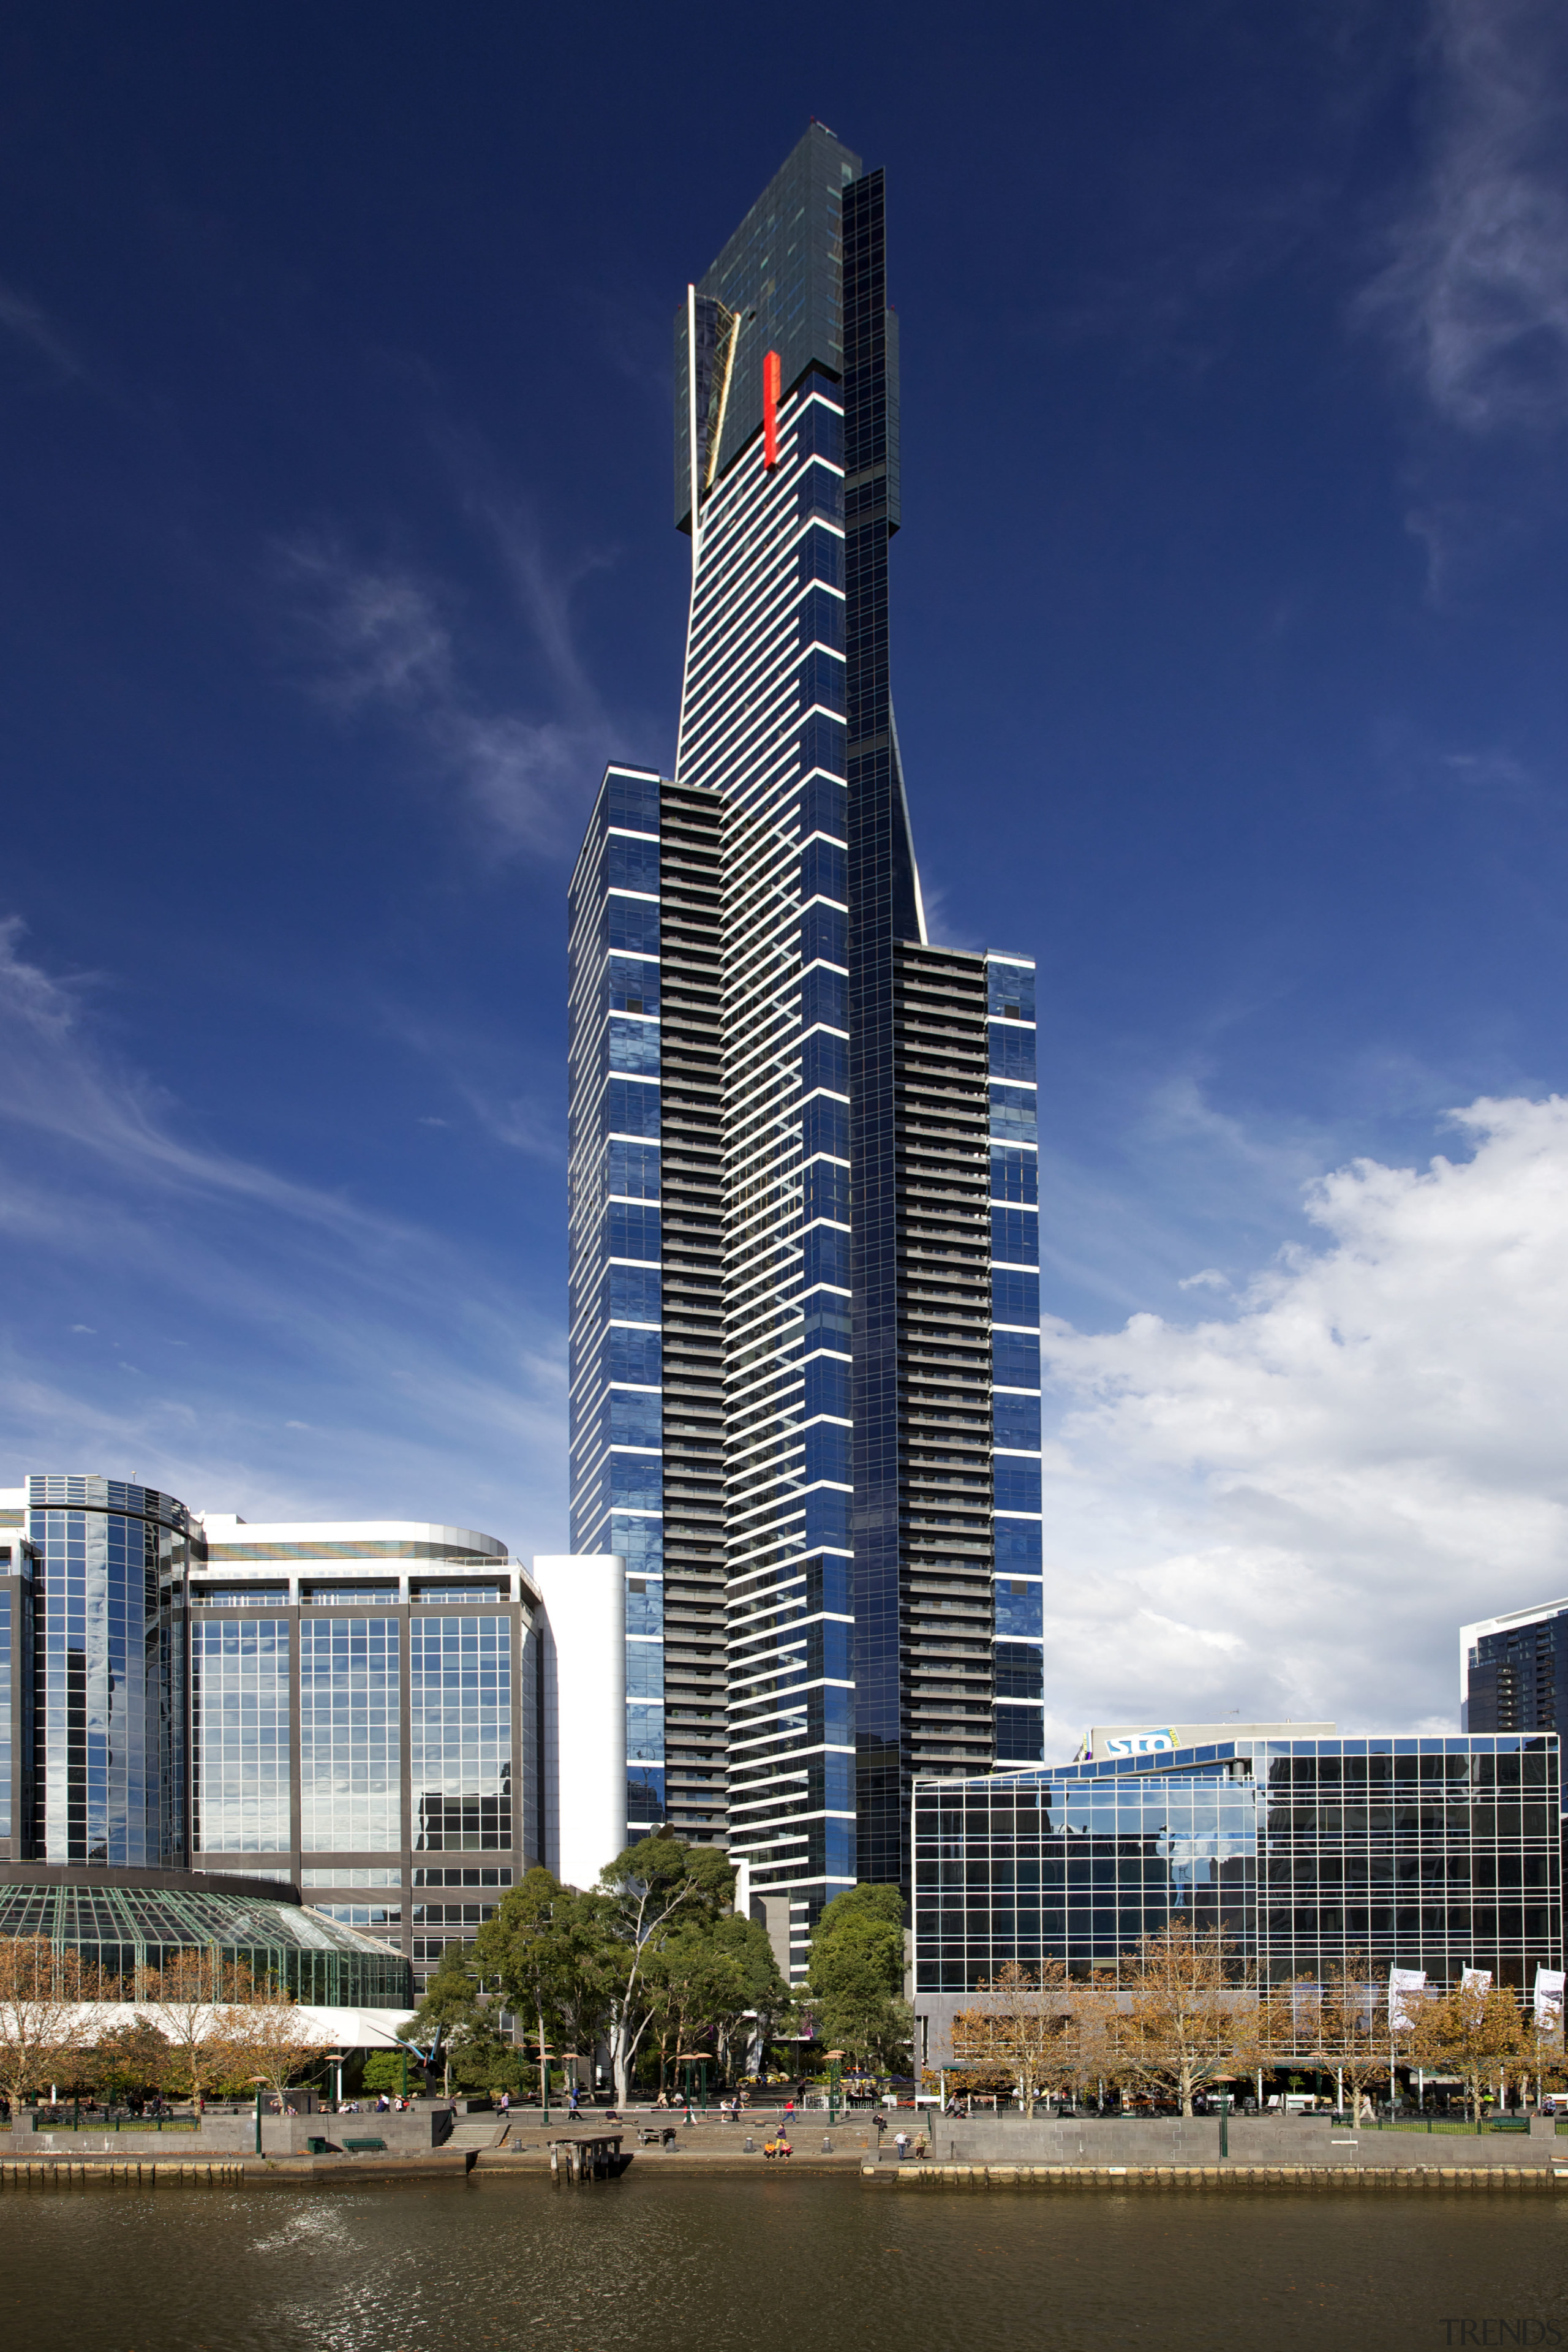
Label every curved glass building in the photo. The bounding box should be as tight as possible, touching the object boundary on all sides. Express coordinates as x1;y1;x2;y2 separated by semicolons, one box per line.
26;1476;194;1867
0;1872;411;2007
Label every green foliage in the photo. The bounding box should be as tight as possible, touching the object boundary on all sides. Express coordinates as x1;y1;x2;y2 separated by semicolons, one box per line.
90;2019;173;2105
803;1883;910;2071
362;2049;414;2094
471;1867;610;2061
592;1833;736;2100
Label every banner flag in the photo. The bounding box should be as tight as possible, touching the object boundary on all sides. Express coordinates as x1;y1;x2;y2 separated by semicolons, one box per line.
1389;1967;1427;2029
1534;1967;1566;2028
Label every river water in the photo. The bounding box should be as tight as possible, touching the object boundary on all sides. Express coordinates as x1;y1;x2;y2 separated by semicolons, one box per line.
4;2173;1562;2352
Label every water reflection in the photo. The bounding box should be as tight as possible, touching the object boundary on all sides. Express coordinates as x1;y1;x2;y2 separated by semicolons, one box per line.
4;2174;1564;2352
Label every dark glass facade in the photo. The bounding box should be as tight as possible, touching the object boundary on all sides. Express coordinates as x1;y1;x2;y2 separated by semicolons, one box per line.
1464;1600;1568;1740
913;1735;1562;1996
570;127;1042;1956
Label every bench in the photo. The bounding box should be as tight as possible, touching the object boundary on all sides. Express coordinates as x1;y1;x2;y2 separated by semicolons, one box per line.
344;2137;387;2154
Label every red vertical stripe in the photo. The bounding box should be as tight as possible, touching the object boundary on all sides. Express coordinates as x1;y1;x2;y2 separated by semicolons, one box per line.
763;350;780;469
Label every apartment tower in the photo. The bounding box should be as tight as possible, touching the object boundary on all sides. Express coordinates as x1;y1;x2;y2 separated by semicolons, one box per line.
567;127;1043;1961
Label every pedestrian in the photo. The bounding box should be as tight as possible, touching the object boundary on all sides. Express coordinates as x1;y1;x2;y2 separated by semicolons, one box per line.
894;2128;910;2160
872;2113;888;2148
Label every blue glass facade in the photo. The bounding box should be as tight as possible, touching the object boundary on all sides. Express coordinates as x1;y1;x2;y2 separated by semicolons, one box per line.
568;127;1042;1950
987;956;1044;1768
568;764;668;1839
26;1476;189;1867
914;1736;1563;1995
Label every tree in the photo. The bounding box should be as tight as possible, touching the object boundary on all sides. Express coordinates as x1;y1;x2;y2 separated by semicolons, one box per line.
951;1961;1079;2119
707;1912;792;2082
641;1912;790;2090
140;1949;258;2109
90;2017;174;2109
0;1936;85;2119
1409;1978;1528;2130
594;1834;734;2103
1106;1921;1264;2117
363;2049;415;2095
471;1868;612;2100
1306;1958;1389;2124
802;1885;911;2073
227;1993;320;2108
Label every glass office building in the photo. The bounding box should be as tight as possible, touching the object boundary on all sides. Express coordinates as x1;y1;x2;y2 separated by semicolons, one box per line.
0;1479;560;1999
912;1735;1563;2026
568;125;1042;1961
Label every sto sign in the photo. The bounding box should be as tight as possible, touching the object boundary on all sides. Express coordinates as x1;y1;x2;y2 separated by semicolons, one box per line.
1102;1730;1178;1758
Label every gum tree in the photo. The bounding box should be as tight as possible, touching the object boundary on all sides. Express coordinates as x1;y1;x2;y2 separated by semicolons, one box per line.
594;1834;734;2103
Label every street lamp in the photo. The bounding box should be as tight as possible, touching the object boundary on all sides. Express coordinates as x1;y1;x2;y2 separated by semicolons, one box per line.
824;2050;845;2125
248;2076;268;2157
1212;2075;1235;2162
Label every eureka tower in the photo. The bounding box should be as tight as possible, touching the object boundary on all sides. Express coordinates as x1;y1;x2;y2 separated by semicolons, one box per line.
568;126;1044;1964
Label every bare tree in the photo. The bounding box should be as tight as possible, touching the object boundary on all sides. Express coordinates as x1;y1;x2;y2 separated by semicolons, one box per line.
140;1949;260;2111
1108;1921;1264;2117
227;1993;320;2109
1409;1979;1528;2130
1306;1958;1389;2123
0;1936;85;2120
951;1961;1077;2119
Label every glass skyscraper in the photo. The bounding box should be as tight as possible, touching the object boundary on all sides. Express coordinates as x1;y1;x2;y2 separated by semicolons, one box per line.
568;126;1043;1960
1463;1596;1568;1743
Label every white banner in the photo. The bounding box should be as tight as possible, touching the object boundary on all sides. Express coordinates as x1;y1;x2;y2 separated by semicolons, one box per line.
1461;1967;1493;1994
1534;1968;1566;2029
1389;1967;1427;2029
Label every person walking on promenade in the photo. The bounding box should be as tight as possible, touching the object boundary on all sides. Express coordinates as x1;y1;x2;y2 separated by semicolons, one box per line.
894;2128;910;2162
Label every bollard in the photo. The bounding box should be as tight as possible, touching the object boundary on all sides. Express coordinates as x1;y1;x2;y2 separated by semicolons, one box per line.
822;2138;834;2154
744;2136;756;2153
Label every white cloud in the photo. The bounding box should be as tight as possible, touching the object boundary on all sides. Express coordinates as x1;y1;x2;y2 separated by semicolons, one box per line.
1362;0;1568;435
1037;1096;1568;1754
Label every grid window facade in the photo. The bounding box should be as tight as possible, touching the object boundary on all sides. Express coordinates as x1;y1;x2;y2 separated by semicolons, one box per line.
410;1613;511;1850
192;1616;290;1853
299;1616;401;1852
914;1736;1562;1994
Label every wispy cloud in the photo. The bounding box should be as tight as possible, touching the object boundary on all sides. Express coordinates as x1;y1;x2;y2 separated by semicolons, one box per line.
1362;0;1568;435
276;513;635;854
0;920;568;1537
0;279;82;380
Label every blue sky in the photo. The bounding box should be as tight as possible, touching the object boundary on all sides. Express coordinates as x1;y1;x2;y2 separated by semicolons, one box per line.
4;2;1568;1738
